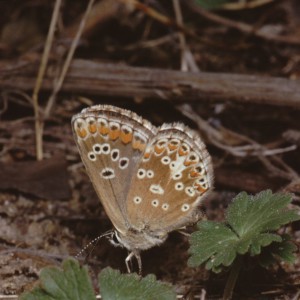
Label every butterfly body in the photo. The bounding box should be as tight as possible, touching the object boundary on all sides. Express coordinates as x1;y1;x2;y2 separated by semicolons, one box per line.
72;105;213;271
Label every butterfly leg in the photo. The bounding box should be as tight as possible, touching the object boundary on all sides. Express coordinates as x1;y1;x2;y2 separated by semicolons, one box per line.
125;251;142;275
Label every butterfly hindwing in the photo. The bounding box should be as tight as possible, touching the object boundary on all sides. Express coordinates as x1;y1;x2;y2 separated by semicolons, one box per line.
126;123;213;234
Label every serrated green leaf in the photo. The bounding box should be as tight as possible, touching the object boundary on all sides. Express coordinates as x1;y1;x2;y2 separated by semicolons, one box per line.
20;258;96;300
99;268;176;300
260;235;298;267
249;233;282;256
188;190;300;272
188;221;239;269
194;0;229;10
227;190;299;236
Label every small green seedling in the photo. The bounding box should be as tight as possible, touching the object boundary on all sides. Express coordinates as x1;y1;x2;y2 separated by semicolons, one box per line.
20;258;176;300
188;190;300;299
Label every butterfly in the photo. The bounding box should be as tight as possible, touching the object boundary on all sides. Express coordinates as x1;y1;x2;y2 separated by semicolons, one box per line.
72;105;213;273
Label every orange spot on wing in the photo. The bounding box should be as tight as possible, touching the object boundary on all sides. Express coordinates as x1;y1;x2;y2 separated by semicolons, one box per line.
99;125;109;135
77;128;87;138
189;171;199;178
154;145;165;154
133;141;146;151
194;183;207;194
109;129;120;141
184;160;195;167
121;132;133;144
144;152;151;159
88;124;97;134
168;143;178;151
178;148;188;156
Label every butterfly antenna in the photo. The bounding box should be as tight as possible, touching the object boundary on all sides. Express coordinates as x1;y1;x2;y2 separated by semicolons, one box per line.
75;230;114;263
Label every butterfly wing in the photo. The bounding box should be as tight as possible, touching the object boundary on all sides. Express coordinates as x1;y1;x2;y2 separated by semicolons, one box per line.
72;105;157;234
126;123;213;235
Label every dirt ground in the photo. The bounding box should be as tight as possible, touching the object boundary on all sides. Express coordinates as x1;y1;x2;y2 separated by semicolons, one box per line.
0;0;300;299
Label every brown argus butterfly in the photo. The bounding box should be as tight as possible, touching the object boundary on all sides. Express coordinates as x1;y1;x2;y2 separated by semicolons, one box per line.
72;105;213;273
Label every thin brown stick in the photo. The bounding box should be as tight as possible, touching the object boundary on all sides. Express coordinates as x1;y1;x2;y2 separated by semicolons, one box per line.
186;0;300;45
44;0;96;118
179;104;299;181
32;0;62;160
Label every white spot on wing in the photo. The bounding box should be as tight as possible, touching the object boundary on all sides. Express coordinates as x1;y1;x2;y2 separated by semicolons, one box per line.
111;149;120;161
149;184;164;195
133;196;142;204
147;170;154;178
161;156;171;165
152;199;159;207
185;186;195;197
93;143;102;154
162;203;169;210
137;168;146;179
119;157;129;169
175;182;184;191
181;204;190;212
101;167;115;179
101;143;111;154
88;152;96;161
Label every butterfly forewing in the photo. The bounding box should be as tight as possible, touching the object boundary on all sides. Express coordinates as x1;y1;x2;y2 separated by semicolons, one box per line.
126;124;213;234
72;105;157;234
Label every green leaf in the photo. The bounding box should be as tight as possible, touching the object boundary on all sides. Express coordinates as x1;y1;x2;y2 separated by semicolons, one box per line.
188;221;239;269
260;234;298;267
99;268;176;300
188;190;300;271
194;0;230;10
20;258;96;300
227;191;299;237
